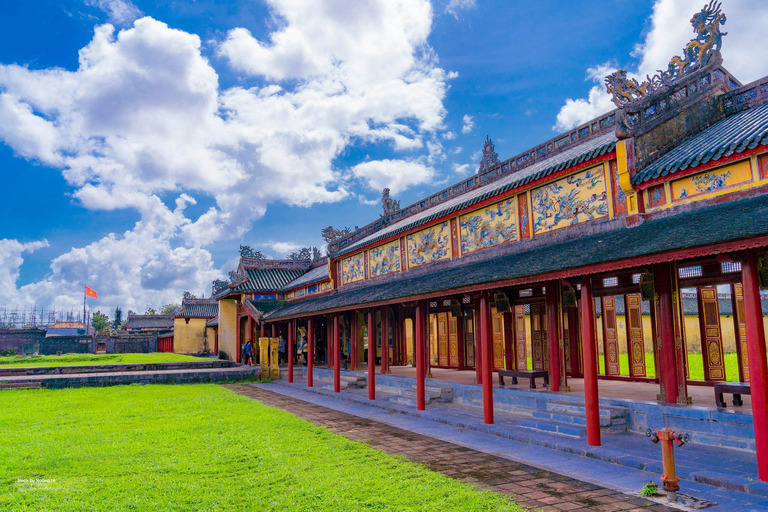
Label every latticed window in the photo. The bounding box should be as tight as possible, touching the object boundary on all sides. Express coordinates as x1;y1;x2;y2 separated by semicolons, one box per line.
678;265;703;278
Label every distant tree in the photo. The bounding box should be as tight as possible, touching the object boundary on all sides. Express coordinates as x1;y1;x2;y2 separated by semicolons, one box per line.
160;303;180;315
112;307;122;330
145;308;157;315
92;311;110;333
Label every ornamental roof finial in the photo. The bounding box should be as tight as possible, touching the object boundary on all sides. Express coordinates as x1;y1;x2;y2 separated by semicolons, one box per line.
478;135;499;173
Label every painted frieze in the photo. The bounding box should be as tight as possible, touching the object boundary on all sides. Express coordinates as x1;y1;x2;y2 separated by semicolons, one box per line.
531;165;608;234
459;197;517;255
341;252;366;285
610;160;628;216
670;160;753;203
646;183;667;208
369;240;402;278
758;153;768;180
406;221;452;268
517;193;530;239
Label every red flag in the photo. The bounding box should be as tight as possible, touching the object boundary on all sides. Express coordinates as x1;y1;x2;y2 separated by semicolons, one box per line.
85;286;98;299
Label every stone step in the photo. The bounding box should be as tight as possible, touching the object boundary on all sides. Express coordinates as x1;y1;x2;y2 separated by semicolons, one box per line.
0;381;42;390
516;417;588;438
312;373;367;389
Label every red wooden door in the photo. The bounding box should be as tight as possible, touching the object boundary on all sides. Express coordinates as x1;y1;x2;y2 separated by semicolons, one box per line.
625;294;647;378
602;297;620;376
697;286;726;381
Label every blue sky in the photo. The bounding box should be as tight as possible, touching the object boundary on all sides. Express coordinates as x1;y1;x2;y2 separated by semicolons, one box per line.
1;0;766;315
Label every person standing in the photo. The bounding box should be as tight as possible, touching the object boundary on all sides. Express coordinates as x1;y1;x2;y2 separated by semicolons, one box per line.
278;335;286;364
243;339;253;366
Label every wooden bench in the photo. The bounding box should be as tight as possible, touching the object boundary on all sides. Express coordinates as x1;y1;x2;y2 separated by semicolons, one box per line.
498;369;549;389
714;382;750;408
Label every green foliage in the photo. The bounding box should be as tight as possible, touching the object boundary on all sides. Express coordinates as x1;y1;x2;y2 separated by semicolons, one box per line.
0;385;520;511
0;349;16;357
640;482;658;497
159;303;180;315
112;307;122;331
596;352;751;381
145;308;157;315
91;311;110;333
0;352;203;368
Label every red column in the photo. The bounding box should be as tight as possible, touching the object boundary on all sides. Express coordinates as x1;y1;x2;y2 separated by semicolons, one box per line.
474;298;482;384
381;306;389;374
351;313;358;370
326;319;333;368
236;314;242;363
247;316;254;364
503;311;514;370
546;281;562;392
368;310;376;400
415;300;426;410
742;250;768;481
287;319;294;383
307;317;314;388
479;292;494;424
653;263;679;404
260;322;265;339
271;323;276;338
333;314;341;392
580;278;601;446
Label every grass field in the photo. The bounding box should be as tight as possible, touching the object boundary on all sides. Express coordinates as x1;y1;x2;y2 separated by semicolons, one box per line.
597;352;743;381
0;384;519;511
0;352;204;368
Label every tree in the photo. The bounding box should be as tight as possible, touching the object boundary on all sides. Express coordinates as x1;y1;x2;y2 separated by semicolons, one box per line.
145;308;157;315
160;303;180;315
92;311;110;333
113;307;122;331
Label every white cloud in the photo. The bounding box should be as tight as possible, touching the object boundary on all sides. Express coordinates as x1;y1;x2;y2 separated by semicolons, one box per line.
85;0;142;25
443;0;477;19
442;130;456;140
461;114;473;133
258;241;304;258
553;0;768;131
0;0;451;311
452;162;470;175
0;239;49;302
351;159;436;195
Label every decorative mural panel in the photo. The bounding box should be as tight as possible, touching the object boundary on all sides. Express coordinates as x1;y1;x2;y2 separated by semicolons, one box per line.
732;284;749;382
369;240;401;278
610;160;628;216
341;252;365;285
647;183;667;208
406;221;452;268
625;294;647;377
399;238;407;271
670;160;753;202
531;165;608;234
517;193;530;240
697;287;726;381
320;281;332;291
759;153;768;180
459;197;517;255
450;218;460;257
602;297;620;376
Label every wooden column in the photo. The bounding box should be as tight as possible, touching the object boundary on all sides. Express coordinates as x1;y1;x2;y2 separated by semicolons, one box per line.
741;250;768;481
381;306;389;374
368;310;376;400
307;317;314;388
503;311;514;370
247;316;254;364
654;262;680;403
581;278;601;446
546;281;562;392
732;284;750;382
625;294;647;378
350;313;359;371
288;319;294;383
479;292;494;424
333;314;341;393
415;300;426;410
475;298;483;384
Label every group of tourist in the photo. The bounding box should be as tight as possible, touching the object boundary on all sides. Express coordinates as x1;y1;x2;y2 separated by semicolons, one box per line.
242;331;358;368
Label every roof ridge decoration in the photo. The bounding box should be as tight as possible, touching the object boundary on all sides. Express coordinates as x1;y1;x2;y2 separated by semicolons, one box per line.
321;225;352;243
478;135;500;173
605;1;727;107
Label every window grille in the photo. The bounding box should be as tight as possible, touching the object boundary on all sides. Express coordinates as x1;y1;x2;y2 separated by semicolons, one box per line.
603;277;618;287
721;261;742;273
678;265;703;278
632;273;641;284
462;296;472;304
429;301;438;308
442;299;452;307
519;289;533;297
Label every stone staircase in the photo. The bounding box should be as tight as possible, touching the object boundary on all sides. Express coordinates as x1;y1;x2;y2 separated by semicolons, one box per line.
0;381;42;390
516;400;628;438
314;373;367;391
382;383;454;407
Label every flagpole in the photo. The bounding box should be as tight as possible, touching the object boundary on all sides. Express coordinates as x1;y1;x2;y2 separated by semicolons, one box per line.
83;285;87;335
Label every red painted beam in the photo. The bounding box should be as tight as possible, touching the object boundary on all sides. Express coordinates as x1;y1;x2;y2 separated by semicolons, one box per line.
368;310;376;400
479;292;494;424
580;279;601;446
415;300;426;410
742;250;768;481
307;317;314;388
333;314;341;393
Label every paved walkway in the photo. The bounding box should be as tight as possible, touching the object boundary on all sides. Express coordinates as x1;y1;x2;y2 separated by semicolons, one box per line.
227;384;674;512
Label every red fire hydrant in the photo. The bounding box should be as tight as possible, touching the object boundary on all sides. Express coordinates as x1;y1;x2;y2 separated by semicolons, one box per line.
647;427;689;502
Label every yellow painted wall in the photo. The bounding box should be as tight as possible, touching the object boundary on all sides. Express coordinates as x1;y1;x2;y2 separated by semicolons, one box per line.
218;299;238;361
172;318;210;354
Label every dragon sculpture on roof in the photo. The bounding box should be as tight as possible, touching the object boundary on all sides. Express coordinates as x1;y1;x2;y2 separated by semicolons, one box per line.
606;1;727;107
321;225;351;243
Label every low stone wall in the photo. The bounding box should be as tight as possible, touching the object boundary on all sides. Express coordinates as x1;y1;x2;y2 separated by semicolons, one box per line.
39;336;92;355
0;359;236;377
0;329;46;355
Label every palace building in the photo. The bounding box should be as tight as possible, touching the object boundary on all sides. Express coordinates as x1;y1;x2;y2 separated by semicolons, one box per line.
214;3;768;482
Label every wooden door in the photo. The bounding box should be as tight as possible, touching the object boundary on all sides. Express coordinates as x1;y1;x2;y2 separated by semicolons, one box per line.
448;315;459;367
563;311;571;374
625;294;647;377
437;312;449;366
566;306;582;377
491;307;504;368
732;284;749;382
464;312;475;367
515;305;527;370
602;297;620;376
531;304;546;371
697;286;726;381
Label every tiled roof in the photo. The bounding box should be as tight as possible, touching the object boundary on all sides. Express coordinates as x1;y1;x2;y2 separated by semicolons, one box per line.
249;300;287;315
266;192;768;319
633;102;768;185
231;268;307;293
178;299;218;318
336;132;617;257
283;264;329;291
124;314;174;330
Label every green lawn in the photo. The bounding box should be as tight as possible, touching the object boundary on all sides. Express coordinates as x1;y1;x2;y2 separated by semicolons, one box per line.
597;352;743;381
0;384;519;511
0;352;205;368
